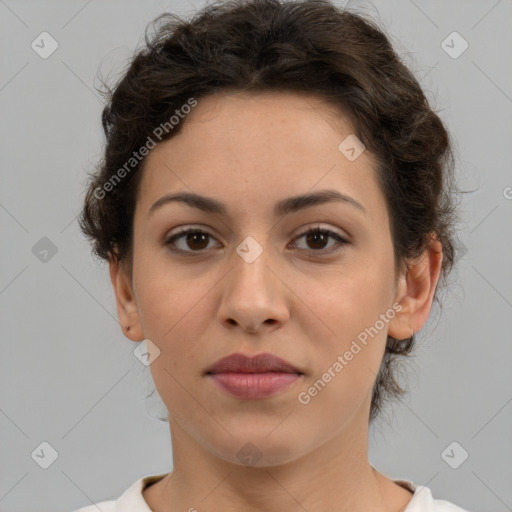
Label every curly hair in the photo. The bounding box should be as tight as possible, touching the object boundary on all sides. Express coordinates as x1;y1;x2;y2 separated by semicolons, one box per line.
79;0;460;422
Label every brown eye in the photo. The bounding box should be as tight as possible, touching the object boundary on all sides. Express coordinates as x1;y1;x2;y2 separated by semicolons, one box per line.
165;228;219;254
165;226;349;257
292;227;349;254
305;230;329;250
184;232;209;250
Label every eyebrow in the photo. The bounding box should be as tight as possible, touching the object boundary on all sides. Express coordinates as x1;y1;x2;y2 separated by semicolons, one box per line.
148;189;366;218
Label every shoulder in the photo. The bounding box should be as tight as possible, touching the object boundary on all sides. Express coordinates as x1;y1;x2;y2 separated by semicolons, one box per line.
395;479;470;512
70;473;169;512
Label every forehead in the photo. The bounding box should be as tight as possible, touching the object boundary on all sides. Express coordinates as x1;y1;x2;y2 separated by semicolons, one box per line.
178;89;358;150
136;90;384;223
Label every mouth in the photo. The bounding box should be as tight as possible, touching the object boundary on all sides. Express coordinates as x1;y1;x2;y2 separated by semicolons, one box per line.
204;352;304;399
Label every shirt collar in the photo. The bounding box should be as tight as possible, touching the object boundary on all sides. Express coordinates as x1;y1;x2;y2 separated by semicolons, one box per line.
115;473;434;511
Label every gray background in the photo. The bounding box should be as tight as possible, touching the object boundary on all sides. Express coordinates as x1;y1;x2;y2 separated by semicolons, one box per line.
1;0;511;511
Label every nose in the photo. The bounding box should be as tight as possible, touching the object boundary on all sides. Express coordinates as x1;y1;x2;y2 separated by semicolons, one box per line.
217;242;290;334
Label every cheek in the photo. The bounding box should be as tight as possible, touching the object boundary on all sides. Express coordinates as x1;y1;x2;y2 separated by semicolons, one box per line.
303;250;395;387
133;250;208;339
295;287;391;432
133;263;218;389
310;253;395;336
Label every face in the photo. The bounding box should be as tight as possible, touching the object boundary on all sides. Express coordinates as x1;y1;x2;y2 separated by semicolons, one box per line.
111;90;433;467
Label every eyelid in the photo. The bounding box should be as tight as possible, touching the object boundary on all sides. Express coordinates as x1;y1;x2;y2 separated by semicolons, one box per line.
294;223;348;240
165;224;216;239
165;223;348;241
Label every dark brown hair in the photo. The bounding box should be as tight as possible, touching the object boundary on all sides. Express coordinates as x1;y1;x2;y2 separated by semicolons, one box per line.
79;0;460;422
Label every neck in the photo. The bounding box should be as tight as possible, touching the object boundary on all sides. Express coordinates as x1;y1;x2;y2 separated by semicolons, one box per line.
143;413;412;512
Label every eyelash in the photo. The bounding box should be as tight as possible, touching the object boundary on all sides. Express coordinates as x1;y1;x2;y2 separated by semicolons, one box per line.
164;226;349;257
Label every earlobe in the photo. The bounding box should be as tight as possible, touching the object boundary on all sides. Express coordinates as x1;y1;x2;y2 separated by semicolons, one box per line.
388;235;443;341
108;253;145;342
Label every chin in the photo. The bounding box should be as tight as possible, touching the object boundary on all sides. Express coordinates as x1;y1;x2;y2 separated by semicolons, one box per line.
207;430;307;468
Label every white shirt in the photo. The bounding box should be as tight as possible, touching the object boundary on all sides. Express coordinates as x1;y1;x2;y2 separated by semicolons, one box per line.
73;473;470;511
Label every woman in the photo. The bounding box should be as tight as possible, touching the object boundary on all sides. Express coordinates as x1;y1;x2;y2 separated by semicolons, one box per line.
75;0;468;510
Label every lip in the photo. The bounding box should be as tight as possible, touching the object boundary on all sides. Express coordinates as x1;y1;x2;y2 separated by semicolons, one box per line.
205;352;304;399
205;352;303;374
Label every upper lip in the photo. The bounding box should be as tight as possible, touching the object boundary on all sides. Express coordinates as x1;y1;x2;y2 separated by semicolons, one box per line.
205;352;303;375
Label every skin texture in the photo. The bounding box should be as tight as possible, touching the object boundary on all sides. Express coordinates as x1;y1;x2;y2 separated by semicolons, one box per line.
109;90;443;512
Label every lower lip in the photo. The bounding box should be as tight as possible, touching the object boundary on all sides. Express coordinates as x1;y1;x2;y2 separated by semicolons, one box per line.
207;372;301;399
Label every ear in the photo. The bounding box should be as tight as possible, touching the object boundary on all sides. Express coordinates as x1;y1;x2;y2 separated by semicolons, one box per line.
108;251;145;342
388;234;443;340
